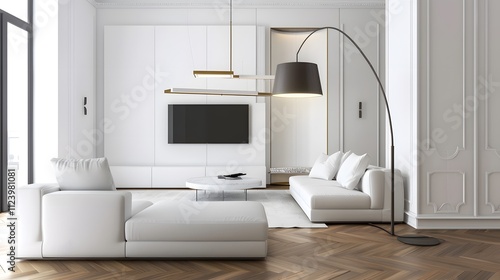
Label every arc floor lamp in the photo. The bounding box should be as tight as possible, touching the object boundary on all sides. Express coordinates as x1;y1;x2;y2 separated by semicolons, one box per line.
273;27;440;246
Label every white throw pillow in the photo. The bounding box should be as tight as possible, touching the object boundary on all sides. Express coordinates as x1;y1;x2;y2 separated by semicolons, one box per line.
336;153;370;190
309;152;343;180
341;150;352;164
51;157;116;191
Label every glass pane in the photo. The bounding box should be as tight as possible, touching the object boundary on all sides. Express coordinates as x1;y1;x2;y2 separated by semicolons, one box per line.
0;0;28;22
7;23;29;187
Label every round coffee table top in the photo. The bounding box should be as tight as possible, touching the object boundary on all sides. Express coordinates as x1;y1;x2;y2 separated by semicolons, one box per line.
186;176;262;191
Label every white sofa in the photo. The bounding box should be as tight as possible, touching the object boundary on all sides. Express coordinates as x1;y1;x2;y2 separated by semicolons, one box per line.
290;166;404;223
17;184;268;259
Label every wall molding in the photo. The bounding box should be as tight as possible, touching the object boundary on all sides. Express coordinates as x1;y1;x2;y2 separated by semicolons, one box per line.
484;0;500;158
485;172;500;214
427;171;466;214
88;0;385;9
376;23;381;166
425;0;466;160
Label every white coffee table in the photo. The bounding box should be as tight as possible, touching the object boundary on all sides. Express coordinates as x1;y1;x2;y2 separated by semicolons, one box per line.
186;176;262;201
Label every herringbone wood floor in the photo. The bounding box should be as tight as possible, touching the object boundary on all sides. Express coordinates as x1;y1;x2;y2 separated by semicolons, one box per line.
3;221;499;279
2;186;500;279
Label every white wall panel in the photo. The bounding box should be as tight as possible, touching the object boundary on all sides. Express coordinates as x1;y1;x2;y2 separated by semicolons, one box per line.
427;0;465;159
110;166;152;188
478;0;500;217
386;0;418;215
340;9;385;166
419;0;475;217
152;166;205;188
154;26;208;166
206;26;257;91
58;0;97;160
485;0;500;154
270;29;328;168
104;26;155;166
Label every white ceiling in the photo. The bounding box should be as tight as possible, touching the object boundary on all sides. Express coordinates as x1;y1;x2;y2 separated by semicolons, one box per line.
89;0;385;9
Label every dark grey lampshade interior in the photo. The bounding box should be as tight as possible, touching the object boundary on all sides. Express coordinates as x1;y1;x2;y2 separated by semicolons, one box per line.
272;62;323;96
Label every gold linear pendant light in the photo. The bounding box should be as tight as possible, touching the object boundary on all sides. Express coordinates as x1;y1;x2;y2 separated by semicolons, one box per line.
165;88;272;96
192;70;234;78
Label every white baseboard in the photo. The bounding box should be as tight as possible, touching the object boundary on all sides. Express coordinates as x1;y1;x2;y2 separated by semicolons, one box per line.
404;212;500;229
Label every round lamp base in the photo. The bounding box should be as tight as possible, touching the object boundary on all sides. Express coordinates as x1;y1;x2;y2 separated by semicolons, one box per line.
397;235;441;246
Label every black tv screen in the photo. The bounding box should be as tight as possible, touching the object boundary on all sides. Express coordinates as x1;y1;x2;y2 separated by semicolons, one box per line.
168;104;249;144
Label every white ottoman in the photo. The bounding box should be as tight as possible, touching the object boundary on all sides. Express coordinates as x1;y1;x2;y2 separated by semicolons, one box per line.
125;200;268;258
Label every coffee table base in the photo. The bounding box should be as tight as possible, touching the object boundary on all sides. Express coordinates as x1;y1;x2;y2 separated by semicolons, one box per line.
195;189;248;201
186;176;262;201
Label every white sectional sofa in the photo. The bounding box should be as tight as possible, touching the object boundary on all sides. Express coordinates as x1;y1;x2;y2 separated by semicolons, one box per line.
17;184;268;259
290;166;405;223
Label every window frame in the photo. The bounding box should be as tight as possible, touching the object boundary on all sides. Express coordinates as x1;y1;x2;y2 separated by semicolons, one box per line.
0;1;33;212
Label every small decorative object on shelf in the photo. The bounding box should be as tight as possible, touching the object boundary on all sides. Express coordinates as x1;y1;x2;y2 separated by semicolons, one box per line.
218;173;246;180
269;167;311;174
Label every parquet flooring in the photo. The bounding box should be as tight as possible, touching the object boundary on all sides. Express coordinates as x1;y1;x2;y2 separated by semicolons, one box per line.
2;186;500;279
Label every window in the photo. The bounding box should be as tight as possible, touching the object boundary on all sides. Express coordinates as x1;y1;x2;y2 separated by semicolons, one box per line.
0;1;33;211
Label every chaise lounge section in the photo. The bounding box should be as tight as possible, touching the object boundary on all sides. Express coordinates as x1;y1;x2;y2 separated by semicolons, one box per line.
17;184;268;259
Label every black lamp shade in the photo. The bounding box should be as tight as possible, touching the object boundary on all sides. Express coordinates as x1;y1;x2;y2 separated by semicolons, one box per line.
272;62;323;97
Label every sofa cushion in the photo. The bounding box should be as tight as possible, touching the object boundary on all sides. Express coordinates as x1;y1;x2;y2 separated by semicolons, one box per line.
309;152;342;180
51;157;115;191
125;201;268;242
131;200;153;217
289;176;371;209
336;153;370;190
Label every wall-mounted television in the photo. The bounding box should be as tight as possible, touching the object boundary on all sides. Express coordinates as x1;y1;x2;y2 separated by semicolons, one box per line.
168;104;249;144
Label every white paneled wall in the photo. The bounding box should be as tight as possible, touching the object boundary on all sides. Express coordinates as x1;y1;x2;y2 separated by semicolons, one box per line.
419;0;476;217
387;0;500;228
103;25;266;188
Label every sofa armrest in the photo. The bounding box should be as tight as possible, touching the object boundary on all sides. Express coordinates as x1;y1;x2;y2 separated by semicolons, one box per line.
42;191;132;258
17;184;60;258
359;167;404;221
359;169;385;209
